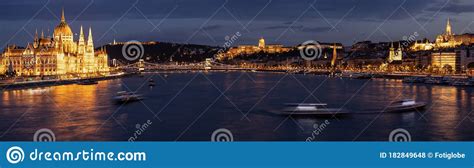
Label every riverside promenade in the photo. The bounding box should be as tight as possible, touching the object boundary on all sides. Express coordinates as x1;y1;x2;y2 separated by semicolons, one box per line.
0;73;129;90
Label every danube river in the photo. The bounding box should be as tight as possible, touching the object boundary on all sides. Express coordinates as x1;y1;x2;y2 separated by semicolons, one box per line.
0;72;473;141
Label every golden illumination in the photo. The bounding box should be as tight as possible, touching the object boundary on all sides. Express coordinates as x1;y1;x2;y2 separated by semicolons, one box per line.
219;37;291;59
412;18;474;51
388;42;403;62
431;52;457;72
0;9;109;77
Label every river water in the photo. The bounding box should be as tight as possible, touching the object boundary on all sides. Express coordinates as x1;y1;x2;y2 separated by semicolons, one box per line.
0;72;472;141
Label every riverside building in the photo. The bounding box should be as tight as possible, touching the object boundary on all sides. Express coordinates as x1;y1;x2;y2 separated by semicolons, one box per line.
0;9;109;77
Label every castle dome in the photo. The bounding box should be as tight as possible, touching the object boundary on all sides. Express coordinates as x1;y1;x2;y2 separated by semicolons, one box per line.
53;9;73;37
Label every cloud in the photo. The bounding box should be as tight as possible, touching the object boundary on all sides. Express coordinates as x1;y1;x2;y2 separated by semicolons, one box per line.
0;0;471;46
202;25;224;31
265;24;332;33
0;0;448;22
425;0;474;14
300;26;333;32
265;25;304;30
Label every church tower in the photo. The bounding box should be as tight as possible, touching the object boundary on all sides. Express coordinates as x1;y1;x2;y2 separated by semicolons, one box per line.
388;42;403;63
395;42;403;61
446;18;453;36
388;42;395;63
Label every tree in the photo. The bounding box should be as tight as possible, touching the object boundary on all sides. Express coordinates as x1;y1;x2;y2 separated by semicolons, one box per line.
6;63;16;77
442;64;453;74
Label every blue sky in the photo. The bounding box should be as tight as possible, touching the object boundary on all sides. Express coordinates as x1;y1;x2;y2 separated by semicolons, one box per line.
0;0;473;47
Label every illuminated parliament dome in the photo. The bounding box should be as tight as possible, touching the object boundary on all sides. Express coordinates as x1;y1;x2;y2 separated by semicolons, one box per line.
53;9;73;37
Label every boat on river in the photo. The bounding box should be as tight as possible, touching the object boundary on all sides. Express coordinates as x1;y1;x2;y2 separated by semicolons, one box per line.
148;78;156;87
113;91;144;104
271;103;349;116
384;99;426;113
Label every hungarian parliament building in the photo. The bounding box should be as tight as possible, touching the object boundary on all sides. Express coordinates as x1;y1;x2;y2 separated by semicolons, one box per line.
0;9;109;77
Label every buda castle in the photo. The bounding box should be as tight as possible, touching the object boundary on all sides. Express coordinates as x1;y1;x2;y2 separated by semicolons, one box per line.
0;9;109;77
220;37;292;59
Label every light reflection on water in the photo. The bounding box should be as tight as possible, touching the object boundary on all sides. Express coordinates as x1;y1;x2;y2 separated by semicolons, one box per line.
0;72;472;141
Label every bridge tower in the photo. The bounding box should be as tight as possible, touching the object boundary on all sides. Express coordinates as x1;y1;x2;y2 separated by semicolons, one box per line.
138;59;145;72
204;58;212;70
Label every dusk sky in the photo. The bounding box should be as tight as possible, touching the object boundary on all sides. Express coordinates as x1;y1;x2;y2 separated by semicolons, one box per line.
1;0;474;48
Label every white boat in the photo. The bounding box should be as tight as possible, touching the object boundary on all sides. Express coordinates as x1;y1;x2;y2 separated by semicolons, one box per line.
149;82;156;87
148;78;156;86
113;91;144;103
273;103;348;116
385;99;426;112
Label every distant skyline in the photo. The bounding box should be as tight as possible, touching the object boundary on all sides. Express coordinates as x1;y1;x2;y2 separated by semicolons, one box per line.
1;0;474;47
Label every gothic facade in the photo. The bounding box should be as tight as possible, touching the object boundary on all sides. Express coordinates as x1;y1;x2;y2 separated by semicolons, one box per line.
411;19;474;51
0;9;109;77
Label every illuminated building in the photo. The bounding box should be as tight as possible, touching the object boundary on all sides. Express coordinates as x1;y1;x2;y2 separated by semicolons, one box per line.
388;42;403;63
0;9;109;77
431;52;458;72
428;47;474;74
221;37;292;59
411;18;474;51
455;46;474;75
411;40;434;51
